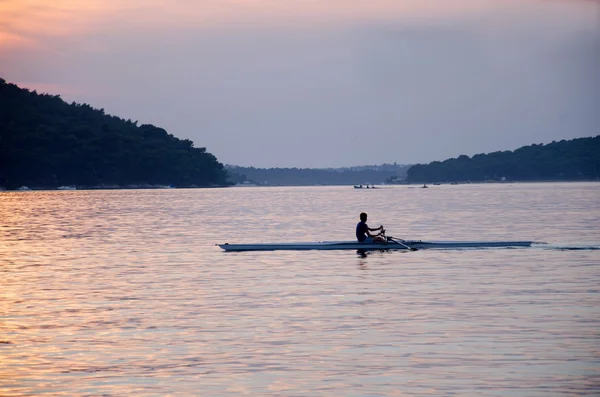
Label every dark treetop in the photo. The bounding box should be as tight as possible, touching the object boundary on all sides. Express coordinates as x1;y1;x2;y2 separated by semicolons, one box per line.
406;136;600;184
0;78;229;189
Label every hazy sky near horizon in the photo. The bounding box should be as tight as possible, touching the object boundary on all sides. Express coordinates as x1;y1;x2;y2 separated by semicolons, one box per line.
1;0;599;167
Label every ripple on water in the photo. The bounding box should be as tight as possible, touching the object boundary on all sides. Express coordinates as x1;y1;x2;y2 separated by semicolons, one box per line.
1;184;599;396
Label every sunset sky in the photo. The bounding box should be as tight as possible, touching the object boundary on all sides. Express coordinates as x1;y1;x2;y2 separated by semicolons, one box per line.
2;0;599;167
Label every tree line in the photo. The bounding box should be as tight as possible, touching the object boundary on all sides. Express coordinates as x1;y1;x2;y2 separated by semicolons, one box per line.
406;136;600;183
0;78;229;189
226;164;410;186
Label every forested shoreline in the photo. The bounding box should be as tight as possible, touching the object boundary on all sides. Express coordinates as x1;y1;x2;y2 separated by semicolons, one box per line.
0;79;229;189
2;78;598;190
406;136;600;184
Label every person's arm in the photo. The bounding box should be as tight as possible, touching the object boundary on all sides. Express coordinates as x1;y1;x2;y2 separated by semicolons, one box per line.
367;225;384;236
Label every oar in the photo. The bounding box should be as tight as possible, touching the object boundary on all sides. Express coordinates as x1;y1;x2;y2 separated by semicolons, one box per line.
388;236;418;251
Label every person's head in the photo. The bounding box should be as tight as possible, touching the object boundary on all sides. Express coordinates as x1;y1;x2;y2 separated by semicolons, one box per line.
360;212;367;222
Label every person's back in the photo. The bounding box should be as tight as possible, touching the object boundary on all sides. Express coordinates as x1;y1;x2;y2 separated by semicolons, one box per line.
356;212;386;243
356;219;368;242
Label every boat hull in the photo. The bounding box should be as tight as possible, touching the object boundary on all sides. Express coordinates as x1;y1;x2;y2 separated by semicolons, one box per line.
217;240;533;252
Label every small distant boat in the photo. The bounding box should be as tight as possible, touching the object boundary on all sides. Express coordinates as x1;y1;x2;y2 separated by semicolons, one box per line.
57;185;76;190
16;186;31;191
354;184;379;189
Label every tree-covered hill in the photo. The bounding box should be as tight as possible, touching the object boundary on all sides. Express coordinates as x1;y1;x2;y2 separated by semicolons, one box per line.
226;163;410;186
0;78;229;189
407;136;600;183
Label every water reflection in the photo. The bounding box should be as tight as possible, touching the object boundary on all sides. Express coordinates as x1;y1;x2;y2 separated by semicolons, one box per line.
1;185;600;396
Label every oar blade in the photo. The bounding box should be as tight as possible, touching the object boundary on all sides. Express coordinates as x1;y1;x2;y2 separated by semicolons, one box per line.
388;236;418;251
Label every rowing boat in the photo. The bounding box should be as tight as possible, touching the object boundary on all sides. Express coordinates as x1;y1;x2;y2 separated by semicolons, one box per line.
217;239;533;252
217;240;532;252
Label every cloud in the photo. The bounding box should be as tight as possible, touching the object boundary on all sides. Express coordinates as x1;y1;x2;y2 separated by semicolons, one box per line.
0;0;533;44
1;0;599;167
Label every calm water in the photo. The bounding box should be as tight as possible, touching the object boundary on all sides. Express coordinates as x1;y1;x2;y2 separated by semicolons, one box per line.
1;183;599;396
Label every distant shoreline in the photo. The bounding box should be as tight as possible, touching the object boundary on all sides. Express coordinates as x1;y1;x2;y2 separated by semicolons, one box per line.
1;184;229;192
3;180;599;192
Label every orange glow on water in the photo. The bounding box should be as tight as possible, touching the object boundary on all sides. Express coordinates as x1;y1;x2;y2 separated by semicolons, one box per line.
1;186;600;395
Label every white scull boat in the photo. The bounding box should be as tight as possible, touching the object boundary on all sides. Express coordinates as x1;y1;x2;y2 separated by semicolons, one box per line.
217;239;533;252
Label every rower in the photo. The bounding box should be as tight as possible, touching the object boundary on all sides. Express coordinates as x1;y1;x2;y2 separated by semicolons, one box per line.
356;212;387;243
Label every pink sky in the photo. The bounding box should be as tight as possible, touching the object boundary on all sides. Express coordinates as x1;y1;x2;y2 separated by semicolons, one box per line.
0;0;540;54
2;0;599;167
